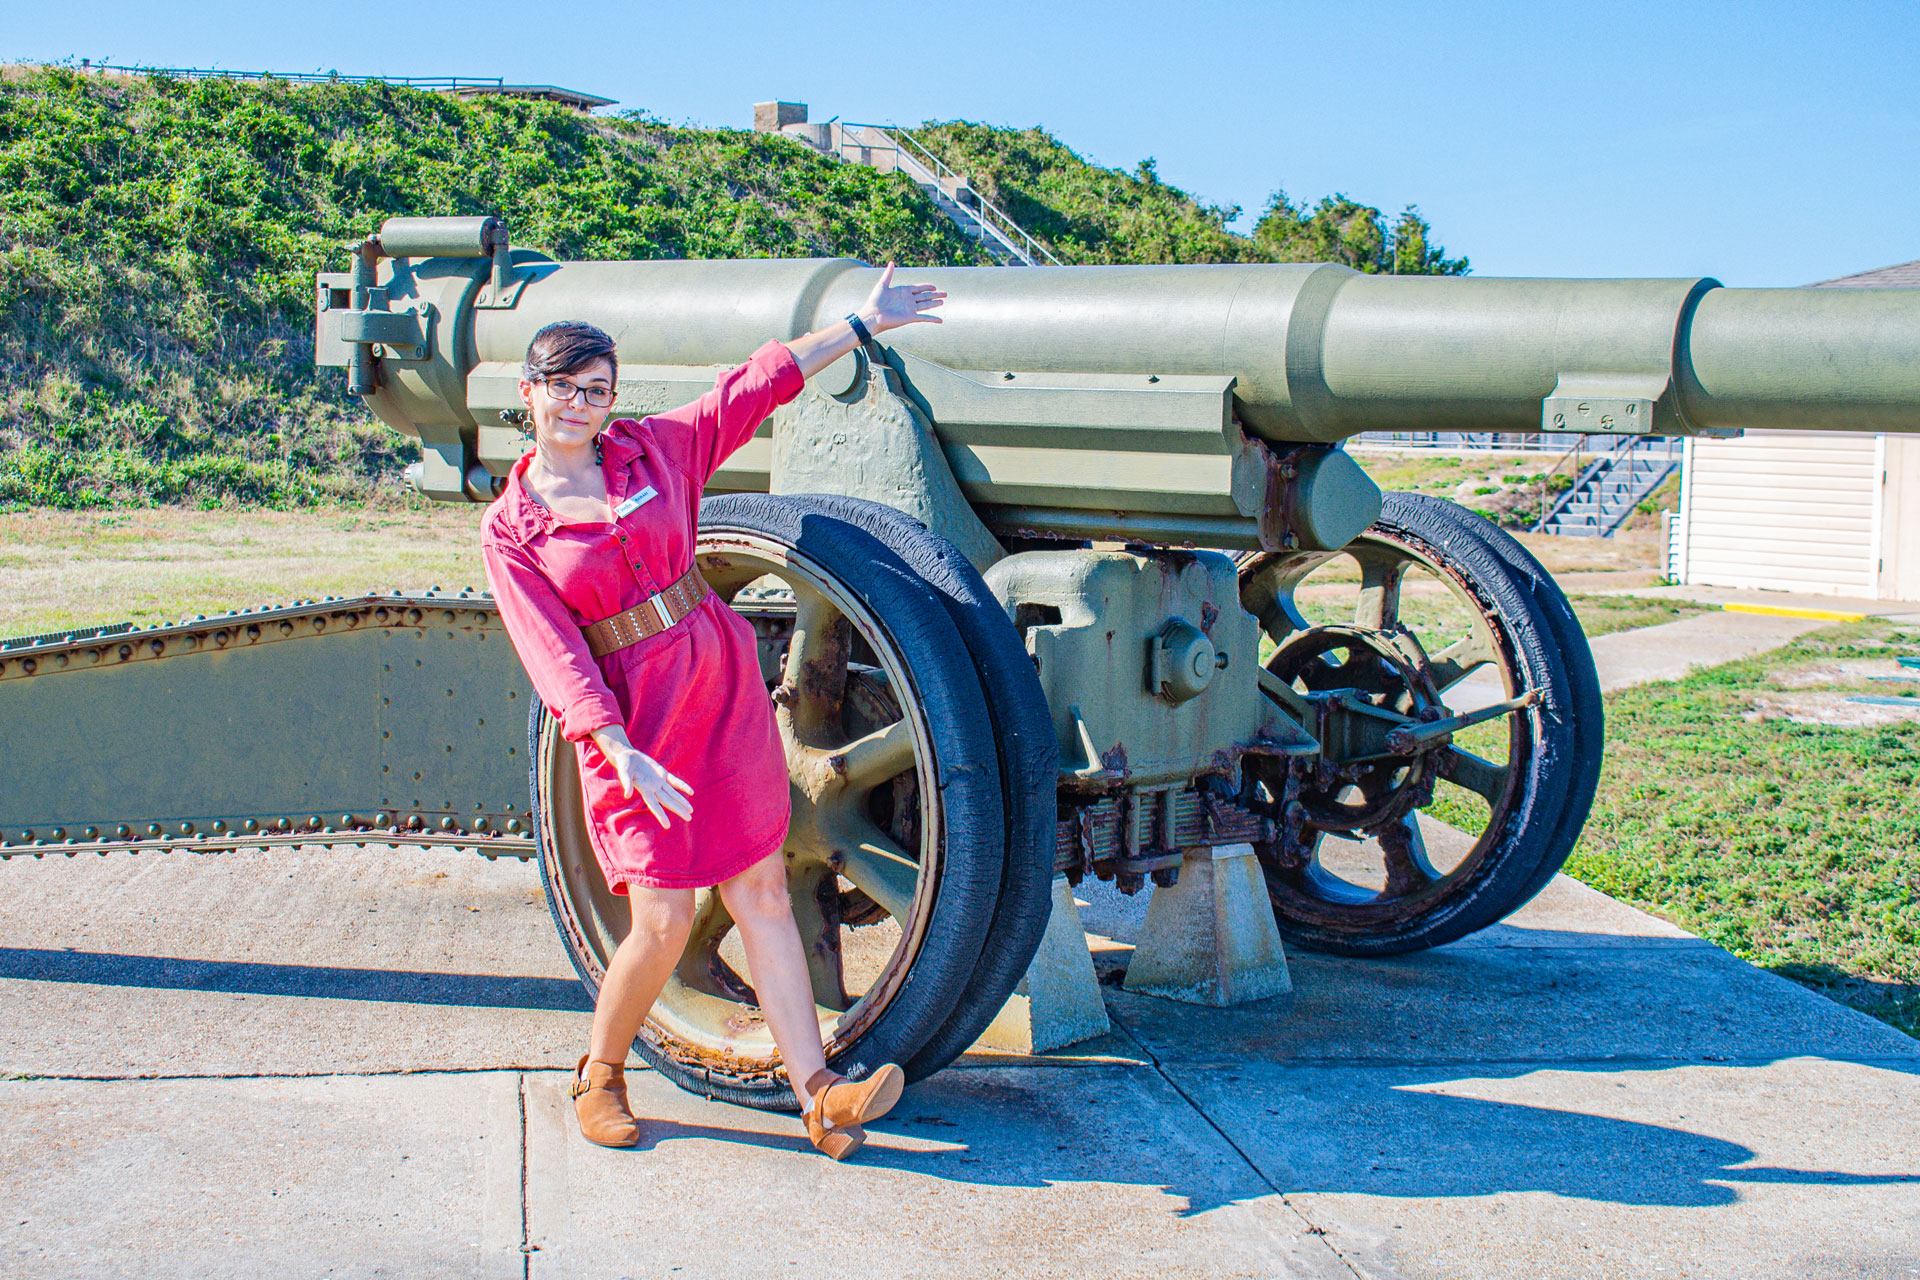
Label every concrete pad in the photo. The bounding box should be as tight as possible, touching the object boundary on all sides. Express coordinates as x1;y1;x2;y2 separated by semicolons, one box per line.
1170;1057;1920;1280
520;1064;1353;1280
1109;943;1919;1068
0;845;590;1076
0;1071;526;1279
1124;844;1291;1006
977;875;1111;1054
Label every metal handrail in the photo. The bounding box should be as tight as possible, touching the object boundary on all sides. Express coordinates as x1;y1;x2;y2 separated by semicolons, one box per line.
1530;438;1588;532
838;122;1061;266
1531;434;1680;535
80;63;508;92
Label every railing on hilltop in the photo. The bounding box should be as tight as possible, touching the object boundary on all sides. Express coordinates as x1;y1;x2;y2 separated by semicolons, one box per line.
79;62;511;91
70;62;613;109
872;125;1062;267
805;121;1059;267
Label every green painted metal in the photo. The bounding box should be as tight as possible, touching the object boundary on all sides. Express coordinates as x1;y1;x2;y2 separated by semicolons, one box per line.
983;549;1315;792
0;595;535;857
313;218;1920;552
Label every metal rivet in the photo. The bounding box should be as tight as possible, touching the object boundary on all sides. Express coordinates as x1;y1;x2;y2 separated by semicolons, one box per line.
244;819;259;832
440;817;456;831
211;820;227;833
375;812;391;826
340;814;355;828
116;824;131;838
147;824;161;836
18;830;31;841
179;822;193;835
505;818;522;833
473;817;490;832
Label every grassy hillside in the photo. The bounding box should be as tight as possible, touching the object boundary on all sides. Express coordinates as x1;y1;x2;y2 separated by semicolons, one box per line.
0;67;1470;511
903;121;1467;273
0;66;986;509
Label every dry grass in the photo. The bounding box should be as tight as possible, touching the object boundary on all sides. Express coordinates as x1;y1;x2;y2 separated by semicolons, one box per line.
0;505;486;638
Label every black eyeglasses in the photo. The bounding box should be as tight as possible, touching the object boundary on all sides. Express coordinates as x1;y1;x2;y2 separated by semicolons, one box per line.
539;377;615;408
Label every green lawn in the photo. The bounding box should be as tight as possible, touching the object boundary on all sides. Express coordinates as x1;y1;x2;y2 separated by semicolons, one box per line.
1566;621;1920;1037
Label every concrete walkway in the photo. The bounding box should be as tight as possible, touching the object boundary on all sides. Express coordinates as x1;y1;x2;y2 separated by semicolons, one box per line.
3;848;1915;1279
3;607;1916;1277
1450;603;1832;711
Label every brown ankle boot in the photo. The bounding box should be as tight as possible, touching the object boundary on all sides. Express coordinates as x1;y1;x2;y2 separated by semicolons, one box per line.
570;1054;641;1148
803;1064;905;1161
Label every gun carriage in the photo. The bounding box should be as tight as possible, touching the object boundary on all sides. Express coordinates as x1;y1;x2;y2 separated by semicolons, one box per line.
5;214;1917;1107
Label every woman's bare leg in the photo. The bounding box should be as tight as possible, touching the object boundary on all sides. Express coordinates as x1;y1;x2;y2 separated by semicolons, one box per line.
587;886;695;1066
716;851;828;1110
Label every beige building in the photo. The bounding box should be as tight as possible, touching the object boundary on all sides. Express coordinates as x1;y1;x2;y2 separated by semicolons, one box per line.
1668;260;1920;603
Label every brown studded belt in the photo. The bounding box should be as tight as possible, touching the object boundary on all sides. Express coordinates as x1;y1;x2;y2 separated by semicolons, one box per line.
582;565;711;657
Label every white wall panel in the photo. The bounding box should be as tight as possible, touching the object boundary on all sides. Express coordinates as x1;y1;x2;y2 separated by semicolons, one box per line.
1678;431;1876;597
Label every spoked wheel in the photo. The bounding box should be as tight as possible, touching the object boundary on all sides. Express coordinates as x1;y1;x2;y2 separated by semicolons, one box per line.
1237;492;1603;956
769;495;1059;1080
534;496;1005;1110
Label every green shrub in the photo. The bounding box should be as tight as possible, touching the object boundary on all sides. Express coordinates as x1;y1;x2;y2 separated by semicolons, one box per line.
0;67;985;507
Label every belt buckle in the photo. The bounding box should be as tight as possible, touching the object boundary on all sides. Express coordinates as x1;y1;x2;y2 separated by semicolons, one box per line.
650;595;676;630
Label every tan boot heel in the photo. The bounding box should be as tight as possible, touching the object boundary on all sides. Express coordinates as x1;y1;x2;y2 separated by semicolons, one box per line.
570;1053;641;1148
803;1063;905;1160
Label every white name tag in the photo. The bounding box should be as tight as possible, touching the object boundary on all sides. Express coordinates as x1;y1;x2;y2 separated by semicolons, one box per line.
613;486;658;518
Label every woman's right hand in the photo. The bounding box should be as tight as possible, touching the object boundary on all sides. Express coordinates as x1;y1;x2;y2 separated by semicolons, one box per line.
590;725;695;828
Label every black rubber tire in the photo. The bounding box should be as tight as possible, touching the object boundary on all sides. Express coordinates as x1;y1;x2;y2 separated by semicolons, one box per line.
1407;495;1606;915
1261;491;1606;956
776;495;1058;1080
531;495;1007;1110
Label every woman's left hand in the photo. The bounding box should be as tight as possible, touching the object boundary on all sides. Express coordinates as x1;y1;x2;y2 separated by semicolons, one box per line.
858;263;945;336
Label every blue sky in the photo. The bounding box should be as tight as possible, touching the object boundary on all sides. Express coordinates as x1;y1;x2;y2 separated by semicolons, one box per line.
8;0;1915;285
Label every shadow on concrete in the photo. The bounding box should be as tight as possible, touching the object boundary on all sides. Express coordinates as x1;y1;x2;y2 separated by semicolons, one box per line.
0;946;592;1011
599;1057;1920;1219
733;1060;1916;1217
1161;1058;1920;1211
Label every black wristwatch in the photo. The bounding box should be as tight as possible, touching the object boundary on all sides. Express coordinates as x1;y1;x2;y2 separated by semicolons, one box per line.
845;312;873;345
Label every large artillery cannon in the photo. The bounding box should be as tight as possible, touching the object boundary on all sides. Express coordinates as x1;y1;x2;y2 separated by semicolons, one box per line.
5;214;1917;1108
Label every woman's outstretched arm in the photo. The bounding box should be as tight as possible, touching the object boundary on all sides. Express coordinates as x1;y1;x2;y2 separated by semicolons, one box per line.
782;263;946;379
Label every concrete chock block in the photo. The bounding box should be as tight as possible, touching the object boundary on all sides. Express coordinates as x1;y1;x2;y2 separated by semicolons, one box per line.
976;876;1111;1054
1124;843;1292;1006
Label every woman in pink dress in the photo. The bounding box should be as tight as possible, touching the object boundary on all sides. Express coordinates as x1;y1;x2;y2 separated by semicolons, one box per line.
480;267;944;1159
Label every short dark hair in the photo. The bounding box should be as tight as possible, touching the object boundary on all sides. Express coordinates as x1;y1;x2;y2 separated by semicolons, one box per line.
522;321;617;383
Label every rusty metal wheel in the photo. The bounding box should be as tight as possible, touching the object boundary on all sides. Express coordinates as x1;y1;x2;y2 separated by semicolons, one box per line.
1237;492;1603;955
533;496;1004;1109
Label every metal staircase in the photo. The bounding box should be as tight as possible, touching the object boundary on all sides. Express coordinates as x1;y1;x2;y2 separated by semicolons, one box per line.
1533;436;1682;537
763;111;1059;266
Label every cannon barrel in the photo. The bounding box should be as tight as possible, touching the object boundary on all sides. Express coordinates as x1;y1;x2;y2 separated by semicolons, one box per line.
328;251;1920;441
314;224;1920;544
485;261;1920;441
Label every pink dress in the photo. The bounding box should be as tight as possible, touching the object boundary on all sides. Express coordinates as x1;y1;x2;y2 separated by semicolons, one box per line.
480;340;804;892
